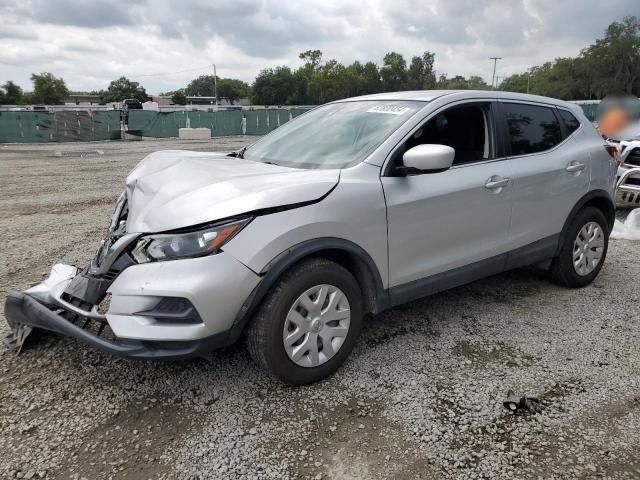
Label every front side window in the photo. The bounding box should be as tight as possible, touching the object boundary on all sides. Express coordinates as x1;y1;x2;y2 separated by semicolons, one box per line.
243;100;424;169
390;103;492;170
503;103;563;155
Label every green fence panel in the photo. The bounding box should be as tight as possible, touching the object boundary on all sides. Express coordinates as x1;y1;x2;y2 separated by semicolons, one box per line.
127;110;156;134
93;111;121;140
290;108;311;118
128;110;242;138
245;110;268;135
1;108;307;142
0;112;18;142
244;110;257;135
0;110;121;143
265;109;279;132
213;110;242;136
277;109;291;126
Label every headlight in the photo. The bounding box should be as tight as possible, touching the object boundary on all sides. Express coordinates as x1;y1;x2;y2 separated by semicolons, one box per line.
131;218;251;263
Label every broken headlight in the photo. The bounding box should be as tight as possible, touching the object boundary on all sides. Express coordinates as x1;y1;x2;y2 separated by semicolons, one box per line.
131;218;251;263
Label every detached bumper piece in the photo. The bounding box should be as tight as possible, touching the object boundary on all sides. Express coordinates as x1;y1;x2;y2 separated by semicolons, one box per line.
1;323;33;353
616;167;640;207
4;293;229;360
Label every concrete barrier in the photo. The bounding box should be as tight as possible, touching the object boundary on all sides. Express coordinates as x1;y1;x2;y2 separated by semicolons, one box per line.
178;127;211;140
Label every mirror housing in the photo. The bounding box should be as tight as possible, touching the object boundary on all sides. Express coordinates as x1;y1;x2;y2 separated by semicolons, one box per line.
401;144;455;174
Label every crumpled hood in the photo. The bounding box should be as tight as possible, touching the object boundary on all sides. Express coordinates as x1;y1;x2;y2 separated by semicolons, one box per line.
124;150;339;232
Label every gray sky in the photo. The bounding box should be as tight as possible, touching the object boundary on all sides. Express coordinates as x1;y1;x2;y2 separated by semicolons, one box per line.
0;0;637;94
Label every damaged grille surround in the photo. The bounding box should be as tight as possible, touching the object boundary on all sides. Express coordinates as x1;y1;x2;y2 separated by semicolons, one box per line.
90;192;140;276
57;192;138;323
51;192;207;340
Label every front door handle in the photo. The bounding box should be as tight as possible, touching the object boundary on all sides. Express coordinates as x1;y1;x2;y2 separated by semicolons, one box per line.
565;162;585;173
485;176;510;190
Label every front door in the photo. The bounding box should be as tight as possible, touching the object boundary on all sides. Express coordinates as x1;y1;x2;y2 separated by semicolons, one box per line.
382;101;514;304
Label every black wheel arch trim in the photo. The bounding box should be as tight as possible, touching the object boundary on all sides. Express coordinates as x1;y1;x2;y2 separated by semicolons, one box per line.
229;237;388;342
556;189;615;256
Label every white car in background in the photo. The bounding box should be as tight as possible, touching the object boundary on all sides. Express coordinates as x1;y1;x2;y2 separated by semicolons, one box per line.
615;137;640;207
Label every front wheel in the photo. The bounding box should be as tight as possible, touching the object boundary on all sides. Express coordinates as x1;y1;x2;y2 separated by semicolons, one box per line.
549;206;609;288
246;258;363;385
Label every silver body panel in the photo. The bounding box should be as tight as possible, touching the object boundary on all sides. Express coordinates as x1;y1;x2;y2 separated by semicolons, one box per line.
382;160;514;286
224;162;389;287
16;90;616;346
106;253;259;340
125;150;340;232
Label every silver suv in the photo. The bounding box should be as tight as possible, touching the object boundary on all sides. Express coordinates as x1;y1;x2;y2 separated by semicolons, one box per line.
5;91;617;385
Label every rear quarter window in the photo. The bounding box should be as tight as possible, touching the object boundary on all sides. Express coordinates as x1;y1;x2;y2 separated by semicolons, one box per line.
503;103;563;155
558;109;581;135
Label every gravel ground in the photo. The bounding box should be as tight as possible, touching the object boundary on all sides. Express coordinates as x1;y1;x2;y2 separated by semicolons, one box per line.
1;138;639;480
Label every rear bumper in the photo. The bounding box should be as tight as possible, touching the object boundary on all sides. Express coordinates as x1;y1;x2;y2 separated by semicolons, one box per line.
4;292;231;360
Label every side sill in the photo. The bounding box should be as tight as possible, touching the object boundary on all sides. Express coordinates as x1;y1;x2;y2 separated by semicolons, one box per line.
388;234;559;307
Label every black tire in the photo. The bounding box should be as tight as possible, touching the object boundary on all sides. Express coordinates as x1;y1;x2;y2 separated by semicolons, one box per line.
549;206;609;288
246;258;363;385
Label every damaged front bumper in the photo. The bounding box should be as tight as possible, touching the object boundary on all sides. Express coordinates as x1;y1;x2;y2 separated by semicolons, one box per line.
3;254;259;359
3;190;261;359
4;292;227;359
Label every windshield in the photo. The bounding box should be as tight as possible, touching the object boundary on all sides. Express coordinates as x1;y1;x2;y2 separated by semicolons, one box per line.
243;100;424;169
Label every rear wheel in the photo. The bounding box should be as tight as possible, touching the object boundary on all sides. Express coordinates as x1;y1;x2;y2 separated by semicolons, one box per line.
549;207;609;288
246;258;363;385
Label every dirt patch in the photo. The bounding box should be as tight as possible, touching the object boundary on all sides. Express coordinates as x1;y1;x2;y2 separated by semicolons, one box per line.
278;396;435;480
452;340;537;368
51;396;198;480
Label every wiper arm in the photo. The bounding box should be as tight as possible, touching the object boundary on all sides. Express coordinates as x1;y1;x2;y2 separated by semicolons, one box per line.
228;146;247;158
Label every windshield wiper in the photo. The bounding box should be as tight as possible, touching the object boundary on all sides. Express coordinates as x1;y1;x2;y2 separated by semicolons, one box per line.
228;146;247;158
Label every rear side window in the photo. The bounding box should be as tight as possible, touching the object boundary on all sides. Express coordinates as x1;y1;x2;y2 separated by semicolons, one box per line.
558;109;580;135
503;103;563;155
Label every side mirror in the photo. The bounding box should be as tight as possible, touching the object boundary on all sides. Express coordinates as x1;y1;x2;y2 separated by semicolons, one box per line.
401;144;455;174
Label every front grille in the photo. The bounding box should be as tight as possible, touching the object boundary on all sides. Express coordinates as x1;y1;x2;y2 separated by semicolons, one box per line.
101;269;119;281
57;307;116;341
60;292;92;310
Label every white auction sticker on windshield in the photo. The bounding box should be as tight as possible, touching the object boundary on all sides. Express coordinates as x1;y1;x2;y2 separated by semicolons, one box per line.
367;105;414;115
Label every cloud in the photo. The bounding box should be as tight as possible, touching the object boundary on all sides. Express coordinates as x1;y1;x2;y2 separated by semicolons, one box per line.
0;0;636;94
29;0;141;28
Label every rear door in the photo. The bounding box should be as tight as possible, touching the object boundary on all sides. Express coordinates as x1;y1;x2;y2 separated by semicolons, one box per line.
498;102;590;249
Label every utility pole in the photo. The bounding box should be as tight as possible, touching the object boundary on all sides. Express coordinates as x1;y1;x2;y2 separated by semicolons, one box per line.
527;73;531;94
489;57;501;90
213;63;218;110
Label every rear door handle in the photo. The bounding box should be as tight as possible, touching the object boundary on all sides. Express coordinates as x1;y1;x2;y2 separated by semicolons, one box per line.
565;162;585;173
485;176;510;190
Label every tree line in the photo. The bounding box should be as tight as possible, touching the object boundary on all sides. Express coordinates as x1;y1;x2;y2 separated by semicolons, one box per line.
0;73;70;105
1;16;637;106
499;16;640;99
